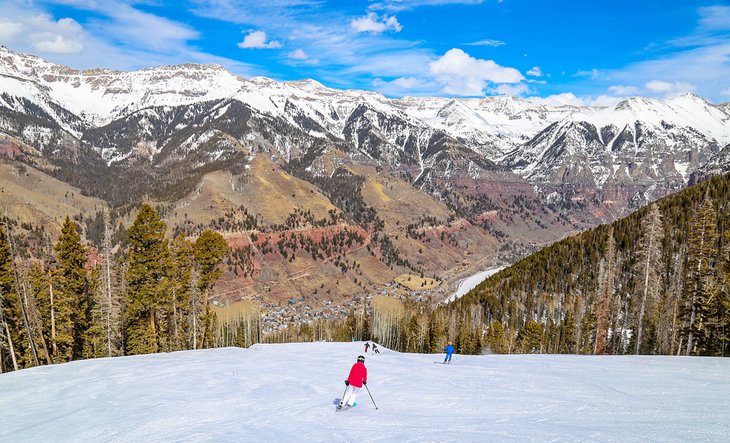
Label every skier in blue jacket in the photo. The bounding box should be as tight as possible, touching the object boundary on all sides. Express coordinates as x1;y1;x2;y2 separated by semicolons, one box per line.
444;342;455;364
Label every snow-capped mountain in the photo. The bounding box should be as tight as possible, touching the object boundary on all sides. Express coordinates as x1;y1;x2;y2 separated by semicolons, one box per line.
504;93;730;206
1;45;729;213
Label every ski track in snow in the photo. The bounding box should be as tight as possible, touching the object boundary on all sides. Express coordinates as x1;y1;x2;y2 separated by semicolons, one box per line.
1;342;729;442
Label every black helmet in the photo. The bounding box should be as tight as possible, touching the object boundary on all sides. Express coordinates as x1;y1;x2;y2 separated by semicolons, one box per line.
357;355;365;362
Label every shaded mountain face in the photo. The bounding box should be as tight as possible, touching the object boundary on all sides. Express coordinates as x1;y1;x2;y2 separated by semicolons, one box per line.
1;46;729;316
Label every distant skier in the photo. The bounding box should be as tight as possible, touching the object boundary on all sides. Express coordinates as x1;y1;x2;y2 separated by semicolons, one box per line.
364;342;370;353
338;355;368;411
444;342;455;364
372;343;380;354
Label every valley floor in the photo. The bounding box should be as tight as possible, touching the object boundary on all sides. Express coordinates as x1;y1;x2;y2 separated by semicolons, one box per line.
1;343;729;442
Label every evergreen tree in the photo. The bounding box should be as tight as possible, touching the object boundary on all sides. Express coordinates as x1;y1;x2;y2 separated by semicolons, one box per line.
594;227;616;355
53;217;89;361
124;205;171;355
633;204;664;354
29;263;53;362
720;228;730;356
559;308;577;353
485;320;508;354
682;196;719;355
84;266;106;358
192;230;229;349
0;224;20;371
100;209;122;357
170;234;194;350
517;320;543;353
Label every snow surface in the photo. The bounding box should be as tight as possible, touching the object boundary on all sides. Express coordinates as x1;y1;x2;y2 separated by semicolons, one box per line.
1;342;728;442
445;266;506;303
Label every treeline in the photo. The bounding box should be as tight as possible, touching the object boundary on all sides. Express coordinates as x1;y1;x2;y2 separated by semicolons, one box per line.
266;173;730;356
261;295;484;355
0;204;230;372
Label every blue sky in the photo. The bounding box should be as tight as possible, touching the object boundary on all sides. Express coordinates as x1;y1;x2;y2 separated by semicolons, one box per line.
1;0;729;104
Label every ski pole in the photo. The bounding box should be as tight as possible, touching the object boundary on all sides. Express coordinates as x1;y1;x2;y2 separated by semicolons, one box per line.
364;384;378;410
339;385;348;408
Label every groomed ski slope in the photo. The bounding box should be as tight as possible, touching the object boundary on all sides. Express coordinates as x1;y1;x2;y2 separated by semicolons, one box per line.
1;342;729;442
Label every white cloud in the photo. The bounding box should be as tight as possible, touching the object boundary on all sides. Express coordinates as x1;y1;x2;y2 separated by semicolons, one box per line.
527;93;624;107
591;95;625;107
493;83;529;96
0;13;87;55
372;76;439;96
429;48;524;96
0;20;23;40
0;2;257;76
465;39;505;47
645;80;673;93
601;7;730;101
238;30;282;49
287;48;318;64
721;87;730;97
608;85;640;95
697;5;730;31
574;68;600;80
288;49;309;59
33;35;84;54
526;66;542;77
95;4;199;52
645;80;695;94
370;0;485;12
528;93;585;107
387;76;427;88
351;12;402;33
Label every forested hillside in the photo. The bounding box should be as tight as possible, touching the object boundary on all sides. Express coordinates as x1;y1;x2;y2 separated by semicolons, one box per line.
448;172;730;356
270;173;730;357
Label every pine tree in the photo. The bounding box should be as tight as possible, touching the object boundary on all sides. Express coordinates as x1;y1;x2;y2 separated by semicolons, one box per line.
100;209;122;357
485;320;508;354
192;230;229;349
170;234;194;350
594;227;616;355
29;263;53;362
559;308;577;353
721;227;730;356
19;264;51;365
53;217;89;362
633;204;664;354
517;320;543;353
682;196;718;355
124;205;171;355
0;224;20;371
84;266;106;358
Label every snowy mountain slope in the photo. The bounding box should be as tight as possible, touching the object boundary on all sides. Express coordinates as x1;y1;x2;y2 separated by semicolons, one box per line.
2;45;729;190
396;95;578;160
503;94;730;206
0;46;245;126
1;342;728;442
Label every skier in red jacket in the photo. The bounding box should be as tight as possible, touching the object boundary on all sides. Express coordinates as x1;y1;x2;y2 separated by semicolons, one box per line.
337;355;367;410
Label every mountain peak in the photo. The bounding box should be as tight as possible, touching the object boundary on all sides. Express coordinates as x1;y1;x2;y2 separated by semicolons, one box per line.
614;96;661;112
666;92;712;108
